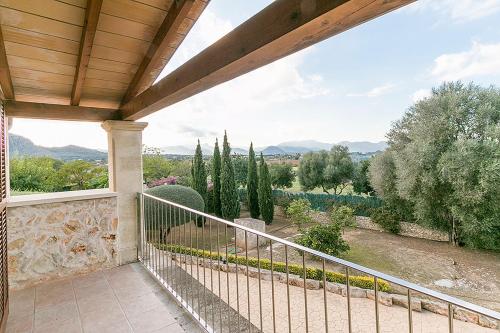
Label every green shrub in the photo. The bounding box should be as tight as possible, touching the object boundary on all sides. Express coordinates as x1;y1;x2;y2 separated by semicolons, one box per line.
145;185;204;227
329;205;356;232
160;244;390;292
286;199;313;230
274;195;292;212
370;207;401;234
295;223;350;257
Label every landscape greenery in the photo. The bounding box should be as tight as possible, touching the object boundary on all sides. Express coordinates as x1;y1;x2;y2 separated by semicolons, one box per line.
10;81;499;252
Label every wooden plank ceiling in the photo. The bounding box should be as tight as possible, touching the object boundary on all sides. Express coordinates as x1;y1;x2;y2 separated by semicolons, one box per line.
0;0;414;122
0;0;207;113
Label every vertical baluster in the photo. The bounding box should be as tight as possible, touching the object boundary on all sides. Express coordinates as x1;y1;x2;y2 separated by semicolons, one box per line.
196;213;201;320
256;235;263;333
225;224;231;331
407;289;413;333
448;303;454;333
216;222;222;333
346;267;352;333
209;219;214;328
234;227;240;332
189;212;194;311
285;245;291;333
245;231;251;332
303;254;309;333
183;209;188;303
202;216;207;326
156;200;159;276
375;277;380;333
323;259;328;333
270;240;276;333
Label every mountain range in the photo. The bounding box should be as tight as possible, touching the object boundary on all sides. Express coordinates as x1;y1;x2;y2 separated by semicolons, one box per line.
160;140;387;155
9;134;107;161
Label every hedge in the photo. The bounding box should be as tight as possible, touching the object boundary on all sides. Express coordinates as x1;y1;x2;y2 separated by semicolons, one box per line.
238;189;382;217
159;244;390;292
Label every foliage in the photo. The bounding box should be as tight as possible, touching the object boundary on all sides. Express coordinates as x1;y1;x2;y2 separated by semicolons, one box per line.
192;140;208;209
211;139;222;217
370;207;401;234
145;185;204;227
56;160;107;191
160;244;390;291
373;82;500;249
232;155;248;188
274;195;292;212
286;199;313;231
258;153;274;224
142;147;173;185
352;159;374;195
246;143;260;218
10;157;62;192
148;176;177;188
330;205;356;232
298;145;354;194
295;223;350;257
220;132;240;221
269;162;295;189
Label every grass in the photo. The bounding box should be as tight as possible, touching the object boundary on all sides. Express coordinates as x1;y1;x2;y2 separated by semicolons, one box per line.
340;241;397;273
10;190;45;196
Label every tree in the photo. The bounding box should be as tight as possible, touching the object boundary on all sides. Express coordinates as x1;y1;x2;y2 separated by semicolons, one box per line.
142;146;172;185
211;138;222;217
269;162;295;189
258;153;274;224
232;155;248;187
220;131;240;220
192;140;208;208
330;205;356;234
56;160;104;190
298;145;353;194
374;82;500;249
246;143;260;218
10;157;61;192
352;159;374;195
286;199;312;231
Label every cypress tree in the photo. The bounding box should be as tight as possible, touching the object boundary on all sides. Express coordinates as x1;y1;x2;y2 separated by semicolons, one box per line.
212;138;222;217
192;140;207;209
246;143;260;218
220;131;240;220
258;153;274;224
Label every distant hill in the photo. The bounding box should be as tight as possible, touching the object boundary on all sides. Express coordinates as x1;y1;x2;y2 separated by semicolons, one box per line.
9;134;107;161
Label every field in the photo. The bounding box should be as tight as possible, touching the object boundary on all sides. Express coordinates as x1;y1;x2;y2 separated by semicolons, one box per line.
288;166;359;195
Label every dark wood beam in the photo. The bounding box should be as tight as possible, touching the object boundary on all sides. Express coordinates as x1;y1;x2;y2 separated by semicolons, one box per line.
0;25;14;100
121;0;415;120
71;0;103;106
121;0;195;105
4;101;119;122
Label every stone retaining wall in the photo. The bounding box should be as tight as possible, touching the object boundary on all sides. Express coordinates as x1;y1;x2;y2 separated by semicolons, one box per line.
7;196;119;289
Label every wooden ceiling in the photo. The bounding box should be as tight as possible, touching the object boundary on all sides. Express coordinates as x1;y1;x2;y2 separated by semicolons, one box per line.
0;0;415;122
0;0;207;109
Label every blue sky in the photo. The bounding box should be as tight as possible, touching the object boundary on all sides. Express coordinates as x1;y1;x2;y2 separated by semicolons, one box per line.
10;0;500;149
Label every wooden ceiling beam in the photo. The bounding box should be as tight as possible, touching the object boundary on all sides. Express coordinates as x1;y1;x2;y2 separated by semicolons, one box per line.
121;0;195;105
4;101;119;122
120;0;415;121
0;25;15;100
71;0;103;106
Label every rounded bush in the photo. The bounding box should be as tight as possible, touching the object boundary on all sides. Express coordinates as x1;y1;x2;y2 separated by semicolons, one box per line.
145;185;205;228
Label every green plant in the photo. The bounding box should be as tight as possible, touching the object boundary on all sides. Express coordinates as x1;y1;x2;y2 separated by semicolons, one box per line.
211;139;222;217
192;140;208;209
247;143;260;218
269;162;295;189
371;207;401;234
274;195;292;213
295;223;350;257
258;153;274;224
286;199;313;230
330;205;356;233
160;244;390;292
145;185;204;227
220;131;240;221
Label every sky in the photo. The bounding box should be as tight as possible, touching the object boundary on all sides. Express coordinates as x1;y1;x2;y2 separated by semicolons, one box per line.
9;0;500;150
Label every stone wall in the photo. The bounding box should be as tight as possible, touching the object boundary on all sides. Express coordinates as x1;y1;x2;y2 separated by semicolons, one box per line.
7;196;119;289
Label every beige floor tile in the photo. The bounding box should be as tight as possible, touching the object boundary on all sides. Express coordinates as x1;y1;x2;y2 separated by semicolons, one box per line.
119;291;164;318
6;313;33;333
33;318;81;333
128;305;177;332
73;281;113;301
72;272;106;290
34;300;78;328
80;304;128;332
76;292;121;315
34;289;75;311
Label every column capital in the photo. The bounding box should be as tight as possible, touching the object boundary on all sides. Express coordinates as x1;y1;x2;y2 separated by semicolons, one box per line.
102;120;148;132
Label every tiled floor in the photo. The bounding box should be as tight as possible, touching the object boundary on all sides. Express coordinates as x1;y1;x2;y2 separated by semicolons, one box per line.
6;263;204;333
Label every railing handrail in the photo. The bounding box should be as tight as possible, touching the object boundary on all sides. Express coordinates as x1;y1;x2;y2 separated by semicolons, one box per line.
140;192;500;321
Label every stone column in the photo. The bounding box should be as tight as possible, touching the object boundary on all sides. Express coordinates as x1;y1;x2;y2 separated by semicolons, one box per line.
102;120;147;265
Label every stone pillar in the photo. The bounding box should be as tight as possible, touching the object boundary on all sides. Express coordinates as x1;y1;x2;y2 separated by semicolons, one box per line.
102;120;147;265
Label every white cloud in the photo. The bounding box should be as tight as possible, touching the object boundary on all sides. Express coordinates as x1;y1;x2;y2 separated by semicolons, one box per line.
347;83;395;98
408;0;500;22
411;89;432;103
431;42;500;81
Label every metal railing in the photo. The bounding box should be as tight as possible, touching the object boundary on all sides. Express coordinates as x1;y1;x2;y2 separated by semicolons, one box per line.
137;193;500;333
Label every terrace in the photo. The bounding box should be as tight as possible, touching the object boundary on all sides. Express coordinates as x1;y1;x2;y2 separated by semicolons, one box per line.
0;1;498;332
